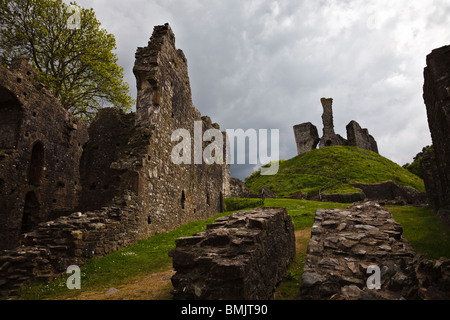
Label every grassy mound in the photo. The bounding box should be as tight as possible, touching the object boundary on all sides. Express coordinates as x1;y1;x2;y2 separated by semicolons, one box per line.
245;146;425;198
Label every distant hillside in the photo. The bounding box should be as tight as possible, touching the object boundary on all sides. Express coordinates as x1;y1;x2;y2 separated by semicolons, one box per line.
245;146;425;200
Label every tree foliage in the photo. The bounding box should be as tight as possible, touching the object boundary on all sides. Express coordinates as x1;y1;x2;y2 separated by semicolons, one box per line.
0;0;134;121
402;145;432;179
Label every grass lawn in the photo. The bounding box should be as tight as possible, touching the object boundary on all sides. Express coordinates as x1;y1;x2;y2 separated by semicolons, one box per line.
387;205;450;260
15;199;450;300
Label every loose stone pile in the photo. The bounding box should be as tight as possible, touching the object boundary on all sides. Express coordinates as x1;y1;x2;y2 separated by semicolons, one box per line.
169;207;296;300
300;202;450;300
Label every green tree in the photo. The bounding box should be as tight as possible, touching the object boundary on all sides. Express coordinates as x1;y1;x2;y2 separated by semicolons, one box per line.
402;145;432;179
0;0;134;121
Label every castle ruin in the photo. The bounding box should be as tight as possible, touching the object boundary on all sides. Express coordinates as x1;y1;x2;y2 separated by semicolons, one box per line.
0;23;231;297
294;98;378;155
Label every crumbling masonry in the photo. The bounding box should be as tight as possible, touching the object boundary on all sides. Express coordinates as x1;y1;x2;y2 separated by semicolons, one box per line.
294;98;378;155
169;207;296;300
0;23;230;298
300;202;450;300
422;45;450;227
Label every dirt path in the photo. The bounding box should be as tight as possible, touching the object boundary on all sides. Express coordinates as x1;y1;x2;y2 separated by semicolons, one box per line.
68;270;175;300
294;229;311;252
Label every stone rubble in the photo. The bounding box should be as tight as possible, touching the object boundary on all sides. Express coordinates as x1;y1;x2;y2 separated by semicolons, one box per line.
294;98;378;155
300;201;450;300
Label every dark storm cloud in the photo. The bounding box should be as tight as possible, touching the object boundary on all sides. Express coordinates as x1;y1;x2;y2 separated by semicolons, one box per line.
71;0;450;179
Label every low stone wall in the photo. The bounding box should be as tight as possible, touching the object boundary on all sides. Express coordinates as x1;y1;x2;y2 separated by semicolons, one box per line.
289;181;426;205
300;201;450;300
228;178;250;198
169;207;296;300
352;182;428;205
0;192;142;299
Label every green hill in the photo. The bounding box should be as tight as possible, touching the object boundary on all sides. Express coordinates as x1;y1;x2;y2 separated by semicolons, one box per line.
245;146;425;200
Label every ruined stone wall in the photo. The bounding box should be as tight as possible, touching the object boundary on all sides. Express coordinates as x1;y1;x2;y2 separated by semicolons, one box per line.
293;98;378;155
352;181;428;206
293;122;320;155
228;177;251;198
0;192;141;298
346;120;378;154
0;59;89;250
422;147;443;211
78;108;136;212
319;98;347;148
0;23;230;298
423;45;450;226
169;207;296;300
130;24;227;237
300;202;450;300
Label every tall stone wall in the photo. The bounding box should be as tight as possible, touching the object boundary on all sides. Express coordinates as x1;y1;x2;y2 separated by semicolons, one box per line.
422;45;450;226
422;147;443;212
131;23;227;235
78;108;137;212
293;122;320;155
0;59;89;250
0;23;230;298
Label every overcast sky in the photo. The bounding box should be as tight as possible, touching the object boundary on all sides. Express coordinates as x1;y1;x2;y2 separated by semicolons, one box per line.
69;0;450;180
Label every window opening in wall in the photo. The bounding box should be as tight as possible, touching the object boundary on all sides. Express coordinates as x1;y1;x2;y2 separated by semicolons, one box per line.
147;215;152;225
28;141;45;186
206;192;210;206
181;190;186;209
21;192;40;233
0;88;23;149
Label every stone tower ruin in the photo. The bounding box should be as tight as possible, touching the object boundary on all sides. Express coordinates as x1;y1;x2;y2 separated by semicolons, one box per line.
293;122;320;155
293;98;378;155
